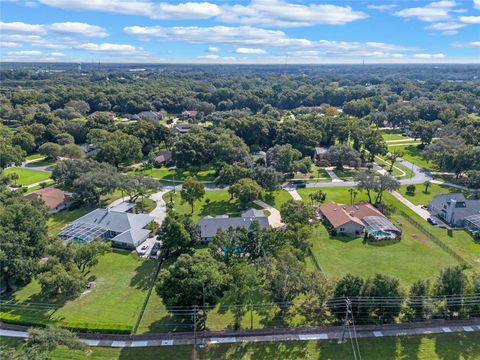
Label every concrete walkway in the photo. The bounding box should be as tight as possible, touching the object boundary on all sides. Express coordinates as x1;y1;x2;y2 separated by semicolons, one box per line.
324;167;344;183
285;187;302;201
149;190;169;225
391;191;431;220
2;320;479;348
253;200;285;228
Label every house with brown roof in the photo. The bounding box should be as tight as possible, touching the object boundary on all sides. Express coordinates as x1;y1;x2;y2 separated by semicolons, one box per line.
181;110;198;120
154;150;172;166
24;187;72;213
318;201;401;239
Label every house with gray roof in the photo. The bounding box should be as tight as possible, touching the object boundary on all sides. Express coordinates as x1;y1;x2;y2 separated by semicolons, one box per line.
428;193;480;227
198;209;269;241
59;206;154;250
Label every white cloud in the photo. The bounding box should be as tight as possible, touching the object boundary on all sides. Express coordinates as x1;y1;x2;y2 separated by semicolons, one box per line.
220;0;367;27
459;16;480;24
197;54;236;61
49;22;108;37
76;42;142;54
0;21;108;37
475;0;480;10
395;1;459;22
0;41;22;48
452;41;480;47
50;52;65;56
426;22;465;30
38;0;366;27
413;53;446;58
0;21;46;34
198;54;220;59
367;4;397;11
236;47;267;54
207;47;220;52
7;50;42;56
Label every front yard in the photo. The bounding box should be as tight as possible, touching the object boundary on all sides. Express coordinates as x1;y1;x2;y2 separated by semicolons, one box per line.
398;183;473;206
0;251;157;333
3;167;52;186
130;166;216;183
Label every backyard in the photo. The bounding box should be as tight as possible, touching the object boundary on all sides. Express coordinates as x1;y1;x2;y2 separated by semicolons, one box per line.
3;167;52;186
0;251;157;333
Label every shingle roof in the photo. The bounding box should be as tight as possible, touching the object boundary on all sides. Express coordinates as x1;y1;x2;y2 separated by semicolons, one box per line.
319;202;364;228
198;209;269;239
73;209;153;233
24;187;69;210
112;229;151;247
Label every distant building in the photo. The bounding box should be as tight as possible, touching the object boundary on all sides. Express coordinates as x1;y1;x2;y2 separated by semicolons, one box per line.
88;111;116;120
428;193;480;227
137;111;163;122
198;209;269;241
252;151;267;163
318;201;401;240
172;123;194;133
24;187;72;213
154;150;172;166
314;146;329;166
60;205;154;250
181;110;198;120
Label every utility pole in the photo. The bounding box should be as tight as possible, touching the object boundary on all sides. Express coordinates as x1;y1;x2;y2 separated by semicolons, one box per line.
338;298;362;360
192;304;198;360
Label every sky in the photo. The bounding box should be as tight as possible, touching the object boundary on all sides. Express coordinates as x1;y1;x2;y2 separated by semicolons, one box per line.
1;0;479;63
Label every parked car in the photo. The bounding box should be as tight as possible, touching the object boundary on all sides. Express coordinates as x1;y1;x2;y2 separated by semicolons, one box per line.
289;180;306;188
427;217;438;226
150;243;159;257
138;244;148;255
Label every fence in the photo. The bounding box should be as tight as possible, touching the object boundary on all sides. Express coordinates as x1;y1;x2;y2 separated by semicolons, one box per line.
399;210;468;267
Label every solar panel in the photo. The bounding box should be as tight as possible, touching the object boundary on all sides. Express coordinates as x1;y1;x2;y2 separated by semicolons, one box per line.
465;214;480;229
363;216;400;233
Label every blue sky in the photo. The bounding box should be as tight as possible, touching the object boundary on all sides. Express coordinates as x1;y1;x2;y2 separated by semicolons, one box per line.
1;0;479;63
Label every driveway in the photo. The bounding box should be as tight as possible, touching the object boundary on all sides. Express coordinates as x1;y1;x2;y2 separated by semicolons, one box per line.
148;190;169;225
254;200;285;228
391;191;431;220
285;187;302;201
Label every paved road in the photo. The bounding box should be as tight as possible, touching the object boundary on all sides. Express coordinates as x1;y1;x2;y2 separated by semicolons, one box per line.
2;320;479;348
149;190;168;225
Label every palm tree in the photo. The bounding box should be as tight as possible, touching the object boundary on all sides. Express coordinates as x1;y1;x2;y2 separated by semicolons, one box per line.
9;172;19;186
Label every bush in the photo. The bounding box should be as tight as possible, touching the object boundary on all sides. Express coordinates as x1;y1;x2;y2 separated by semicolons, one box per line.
406;184;416;195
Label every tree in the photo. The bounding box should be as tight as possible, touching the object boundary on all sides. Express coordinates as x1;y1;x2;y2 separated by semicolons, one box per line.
253;166;283;191
95;130;143;166
9;172;19;186
331;274;364;320
71;242;110;274
215;163;252;187
266;144;302;173
386;148;405;173
119;174;161;202
434;266;468;311
405;279;430;321
209;227;247;266
406;184;416;195
348;188;358;205
423;180;431;193
0;190;49;291
355;170;377;204
38;142;62;160
211;130;250;164
180;176;205;213
0;126;26;168
27;325;87;353
363;129;387;161
172;131;211;168
60;144;85;159
228;178;263;207
37;263;85;297
374;173;400;204
326;144;361;170
156;252;227;309
158;212;196;259
309;189;326;205
280;200;315;225
73;169;121;204
360;273;403;323
411;120;441;146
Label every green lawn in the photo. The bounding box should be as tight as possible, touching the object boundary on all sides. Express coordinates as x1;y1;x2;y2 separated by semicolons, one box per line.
381;129;410;141
0;251;157;333
263;189;292;209
24;180;56;193
332;168;358;181
134;198;157;213
25;153;45;161
25;159;57;168
164;190;256;222
3;167;51;186
374;155;414;179
399;183;473;206
47;206;95;236
131;167;216;183
293;167;330;181
390;145;438;171
298;188;461;286
3;332;480;360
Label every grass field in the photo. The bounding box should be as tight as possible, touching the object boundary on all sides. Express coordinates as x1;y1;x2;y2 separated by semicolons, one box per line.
298;188;462;286
332;168;358;181
3;167;52;186
25;159;57;168
390;145;438;171
134;198;157;213
374;155;414;179
47;206;95;235
164;190;259;222
25;153;45;161
2;332;480;359
131;167;216;183
24;180;56;193
0;251;156;332
381;129;410;141
399;183;472;206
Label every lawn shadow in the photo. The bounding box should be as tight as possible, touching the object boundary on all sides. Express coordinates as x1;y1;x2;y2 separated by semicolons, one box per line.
203;341;309;360
199;200;241;217
329;235;360;244
129;258;158;291
434;332;480;360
